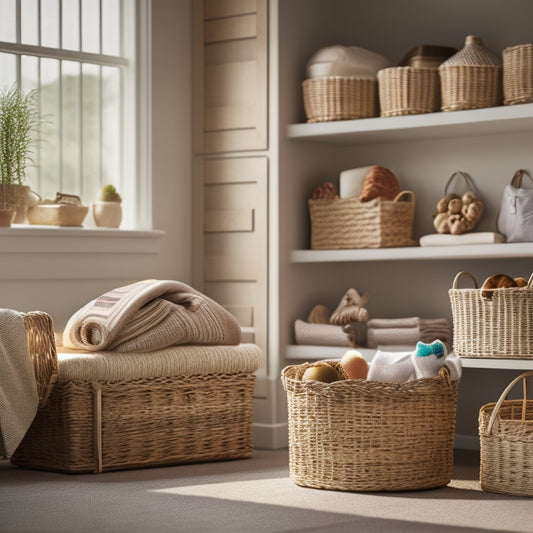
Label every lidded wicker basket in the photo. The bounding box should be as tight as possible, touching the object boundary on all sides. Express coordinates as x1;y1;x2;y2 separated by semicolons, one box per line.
503;43;533;105
439;35;502;111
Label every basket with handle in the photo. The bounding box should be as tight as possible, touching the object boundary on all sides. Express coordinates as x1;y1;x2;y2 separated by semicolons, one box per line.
479;371;533;496
308;190;416;249
449;271;533;359
281;361;459;492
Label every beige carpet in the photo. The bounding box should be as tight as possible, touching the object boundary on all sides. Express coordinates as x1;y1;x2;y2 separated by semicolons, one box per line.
1;448;531;532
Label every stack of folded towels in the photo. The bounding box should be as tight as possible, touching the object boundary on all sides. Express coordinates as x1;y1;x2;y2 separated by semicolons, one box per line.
367;339;461;383
366;317;452;350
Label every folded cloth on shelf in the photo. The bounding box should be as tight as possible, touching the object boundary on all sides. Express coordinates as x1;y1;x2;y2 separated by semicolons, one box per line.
294;319;350;347
0;309;39;458
367;317;419;329
63;279;242;352
367;327;420;349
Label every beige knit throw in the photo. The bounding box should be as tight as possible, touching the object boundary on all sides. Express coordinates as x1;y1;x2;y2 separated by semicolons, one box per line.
63;280;242;352
0;309;39;458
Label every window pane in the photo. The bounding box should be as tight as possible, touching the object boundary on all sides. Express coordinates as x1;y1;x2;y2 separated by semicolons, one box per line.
0;0;16;42
102;0;120;56
21;55;40;189
62;0;80;51
41;0;59;48
21;0;39;45
40;58;61;199
61;60;81;195
82;63;100;204
101;66;120;187
0;53;17;87
81;0;100;54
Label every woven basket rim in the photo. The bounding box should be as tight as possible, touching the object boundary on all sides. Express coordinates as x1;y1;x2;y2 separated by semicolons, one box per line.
503;43;533;54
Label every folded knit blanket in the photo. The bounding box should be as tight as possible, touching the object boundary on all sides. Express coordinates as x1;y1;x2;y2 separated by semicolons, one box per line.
63;280;242;352
0;309;39;458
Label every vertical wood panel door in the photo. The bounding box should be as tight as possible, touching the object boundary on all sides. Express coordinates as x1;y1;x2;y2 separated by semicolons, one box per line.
194;0;268;154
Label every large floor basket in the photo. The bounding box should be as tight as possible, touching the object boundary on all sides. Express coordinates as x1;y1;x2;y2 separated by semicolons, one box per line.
479;371;533;496
449;271;533;358
281;361;459;492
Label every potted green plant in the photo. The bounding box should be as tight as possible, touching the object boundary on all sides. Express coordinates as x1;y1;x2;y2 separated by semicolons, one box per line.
0;85;41;226
93;184;122;228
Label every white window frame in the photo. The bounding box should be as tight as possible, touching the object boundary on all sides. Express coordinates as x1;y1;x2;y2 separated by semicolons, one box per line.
0;0;152;231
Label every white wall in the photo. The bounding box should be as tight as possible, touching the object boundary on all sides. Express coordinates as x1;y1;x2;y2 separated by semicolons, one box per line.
0;0;193;332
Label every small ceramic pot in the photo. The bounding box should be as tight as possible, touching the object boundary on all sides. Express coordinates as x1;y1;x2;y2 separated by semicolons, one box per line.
0;207;16;227
93;201;122;228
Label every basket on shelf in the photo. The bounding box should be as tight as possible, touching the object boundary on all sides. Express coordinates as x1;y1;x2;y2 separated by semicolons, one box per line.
449;271;533;359
479;371;533;496
308;190;416;249
378;66;440;117
439;35;502;111
503;43;533;105
281;361;459;492
302;76;378;122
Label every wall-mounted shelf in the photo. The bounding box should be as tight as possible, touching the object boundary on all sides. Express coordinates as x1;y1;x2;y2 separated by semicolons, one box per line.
286;345;533;370
290;242;533;263
287;103;533;145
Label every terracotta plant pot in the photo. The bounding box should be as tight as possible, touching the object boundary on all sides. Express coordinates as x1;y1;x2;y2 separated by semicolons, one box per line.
0;184;40;223
0;207;16;227
93;201;122;228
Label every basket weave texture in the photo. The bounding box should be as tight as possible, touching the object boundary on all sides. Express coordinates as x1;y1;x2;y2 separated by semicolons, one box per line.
281;361;459;492
439;35;502;111
12;371;256;473
302;76;378;122
22;312;58;407
449;271;533;358
479;371;533;496
503;43;533;105
378;67;440;116
308;190;415;249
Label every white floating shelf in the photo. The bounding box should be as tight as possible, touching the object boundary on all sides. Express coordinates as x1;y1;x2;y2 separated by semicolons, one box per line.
286;345;533;370
287;103;533;145
290;242;533;263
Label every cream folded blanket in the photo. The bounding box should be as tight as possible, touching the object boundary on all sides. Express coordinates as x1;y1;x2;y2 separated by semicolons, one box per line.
0;309;39;458
63;280;242;352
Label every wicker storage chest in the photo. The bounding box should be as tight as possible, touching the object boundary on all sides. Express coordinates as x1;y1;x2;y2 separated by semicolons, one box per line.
308;190;415;249
479;371;533;496
281;362;459;492
12;342;264;473
449;271;533;359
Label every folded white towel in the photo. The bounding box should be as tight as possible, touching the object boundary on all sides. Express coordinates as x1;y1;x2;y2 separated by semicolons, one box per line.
367;349;416;383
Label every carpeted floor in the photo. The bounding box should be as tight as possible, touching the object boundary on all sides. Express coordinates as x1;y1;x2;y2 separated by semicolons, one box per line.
1;448;531;532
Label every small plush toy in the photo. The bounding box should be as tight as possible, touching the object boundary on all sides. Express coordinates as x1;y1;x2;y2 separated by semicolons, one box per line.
329;288;369;325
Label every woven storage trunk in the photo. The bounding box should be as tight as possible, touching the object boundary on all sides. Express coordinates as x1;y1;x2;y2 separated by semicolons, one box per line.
503;43;533;105
281;362;459;492
11;344;262;473
439;35;502;111
449;271;533;358
302;76;378;122
378;67;440;116
308;190;415;249
479;371;533;496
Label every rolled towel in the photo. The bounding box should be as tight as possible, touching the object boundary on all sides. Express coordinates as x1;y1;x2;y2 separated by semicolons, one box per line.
367;349;416;383
411;339;447;379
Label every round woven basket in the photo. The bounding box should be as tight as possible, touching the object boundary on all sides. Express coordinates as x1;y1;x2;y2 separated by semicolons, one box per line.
281;361;459;492
503;43;533;105
439;35;502;111
378;66;440;116
302;76;378;122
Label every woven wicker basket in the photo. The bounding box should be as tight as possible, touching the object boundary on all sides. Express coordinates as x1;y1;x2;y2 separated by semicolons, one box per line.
479;371;533;496
302;76;378;122
503;43;533;105
281;361;459;492
12;370;256;473
439;35;502;111
378;67;440;116
308;190;415;249
449;271;533;358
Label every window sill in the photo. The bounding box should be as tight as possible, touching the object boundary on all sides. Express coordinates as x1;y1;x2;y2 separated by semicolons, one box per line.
0;225;165;254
